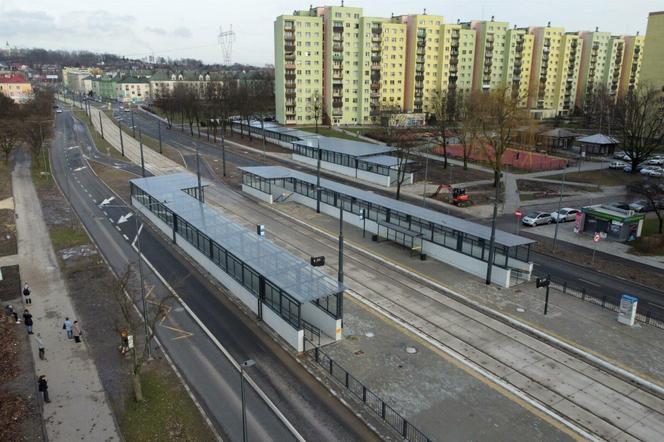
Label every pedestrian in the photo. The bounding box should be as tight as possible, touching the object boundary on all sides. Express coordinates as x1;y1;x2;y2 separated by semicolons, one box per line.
36;334;45;360
5;304;19;323
38;375;50;403
23;309;33;334
73;320;81;343
63;317;73;339
22;283;32;304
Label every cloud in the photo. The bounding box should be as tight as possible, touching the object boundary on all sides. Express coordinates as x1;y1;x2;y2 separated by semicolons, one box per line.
0;10;59;36
145;25;192;38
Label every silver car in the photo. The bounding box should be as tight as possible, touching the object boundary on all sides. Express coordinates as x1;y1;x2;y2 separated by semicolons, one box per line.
522;212;553;226
550;208;580;223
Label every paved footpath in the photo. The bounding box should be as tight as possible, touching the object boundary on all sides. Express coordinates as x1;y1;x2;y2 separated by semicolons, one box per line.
13;151;120;441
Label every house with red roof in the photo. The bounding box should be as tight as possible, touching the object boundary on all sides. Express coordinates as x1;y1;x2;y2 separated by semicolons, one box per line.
0;73;33;103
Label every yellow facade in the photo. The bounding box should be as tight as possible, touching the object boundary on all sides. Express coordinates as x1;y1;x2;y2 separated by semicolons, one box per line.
471;19;510;92
503;28;534;106
576;31;611;107
552;33;583;115
403;14;445;113
528;26;566;117
619;34;645;96
0;78;33;103
603;36;625;100
638;11;664;91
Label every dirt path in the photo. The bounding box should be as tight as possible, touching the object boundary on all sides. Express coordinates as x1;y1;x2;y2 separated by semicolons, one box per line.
12;149;120;441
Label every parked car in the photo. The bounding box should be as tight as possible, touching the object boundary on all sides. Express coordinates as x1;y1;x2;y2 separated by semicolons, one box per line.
550;208;580;223
613;151;627;159
647;169;664;178
645;158;664;166
623;165;633;173
629;200;654;212
640;166;663;176
522;212;553;226
609;161;627;169
55;109;63;113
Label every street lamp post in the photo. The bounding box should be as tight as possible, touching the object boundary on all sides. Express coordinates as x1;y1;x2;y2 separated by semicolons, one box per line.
158;121;163;154
139;129;145;177
422;140;430;207
221;122;227;177
485;174;502;285
99;112;104;139
240;359;256;442
552;170;566;252
316;139;322;213
131;109;136;138
119;121;125;157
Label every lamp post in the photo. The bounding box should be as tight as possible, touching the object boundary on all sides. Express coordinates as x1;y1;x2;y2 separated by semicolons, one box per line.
422;139;430;207
139;129;145;177
552;170;566;252
221;119;227;177
240;359;255;442
157;120;163;154
316;139;322;213
119;120;125;157
485;174;502;285
131;109;136;138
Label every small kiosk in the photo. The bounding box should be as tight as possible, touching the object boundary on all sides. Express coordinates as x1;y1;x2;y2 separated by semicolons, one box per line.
580;205;645;242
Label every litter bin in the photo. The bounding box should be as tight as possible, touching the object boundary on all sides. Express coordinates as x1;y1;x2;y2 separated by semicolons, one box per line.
372;234;378;242
420;253;427;261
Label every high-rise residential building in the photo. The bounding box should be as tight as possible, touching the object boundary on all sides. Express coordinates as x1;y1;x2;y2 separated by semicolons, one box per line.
274;10;324;125
471;18;510;92
639;11;664;92
528;25;566;118
576;30;626;107
552;33;583;116
273;5;649;125
402;13;446;114
618;33;645;96
503;27;534;106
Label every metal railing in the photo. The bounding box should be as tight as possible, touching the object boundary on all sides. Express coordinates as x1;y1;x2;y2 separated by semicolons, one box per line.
545;277;664;330
308;346;432;442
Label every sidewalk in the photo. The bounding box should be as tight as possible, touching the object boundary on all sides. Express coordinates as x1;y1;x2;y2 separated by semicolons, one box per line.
12;153;120;441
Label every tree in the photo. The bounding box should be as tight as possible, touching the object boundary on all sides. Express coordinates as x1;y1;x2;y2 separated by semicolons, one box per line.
112;266;173;402
612;85;664;173
430;87;458;169
378;104;418;200
0;94;20;162
478;88;530;187
456;91;482;170
629;181;664;234
308;90;323;134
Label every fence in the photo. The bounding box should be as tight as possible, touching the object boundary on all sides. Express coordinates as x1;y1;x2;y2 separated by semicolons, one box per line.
308;345;432;442
545;277;664;330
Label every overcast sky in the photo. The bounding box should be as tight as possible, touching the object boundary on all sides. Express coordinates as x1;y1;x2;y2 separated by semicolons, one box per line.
0;0;657;65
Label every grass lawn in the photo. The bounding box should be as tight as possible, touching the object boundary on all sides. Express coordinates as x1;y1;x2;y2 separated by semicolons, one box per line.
643;216;663;236
299;126;368;141
120;366;215;442
49;225;90;251
547;169;649;186
73;109;124;161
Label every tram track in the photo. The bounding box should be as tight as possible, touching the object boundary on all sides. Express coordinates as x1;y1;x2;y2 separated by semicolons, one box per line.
202;182;664;441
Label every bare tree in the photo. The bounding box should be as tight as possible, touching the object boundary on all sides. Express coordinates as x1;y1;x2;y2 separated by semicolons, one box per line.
478;88;530;187
456;91;482;170
613;85;664;173
629;181;664;234
378;104;418;200
0;94;20;162
430;87;458;169
112;266;174;402
308;90;323;134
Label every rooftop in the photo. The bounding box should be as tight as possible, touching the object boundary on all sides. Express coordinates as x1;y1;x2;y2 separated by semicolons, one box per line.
240;166;535;248
0;74;28;83
577;133;620;145
130;173;345;303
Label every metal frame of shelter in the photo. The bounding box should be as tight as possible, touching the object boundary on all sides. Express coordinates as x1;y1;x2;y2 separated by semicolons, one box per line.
129;173;345;332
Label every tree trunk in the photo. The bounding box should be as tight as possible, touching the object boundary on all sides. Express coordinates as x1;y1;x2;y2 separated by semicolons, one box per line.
463;148;468;170
657;212;663;234
180;110;184;132
132;372;144;402
196;122;201;138
493;169;500;187
189;122;194;136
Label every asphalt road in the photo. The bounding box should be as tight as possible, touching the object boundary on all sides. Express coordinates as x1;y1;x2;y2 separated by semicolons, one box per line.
51;107;380;441
112;102;664;317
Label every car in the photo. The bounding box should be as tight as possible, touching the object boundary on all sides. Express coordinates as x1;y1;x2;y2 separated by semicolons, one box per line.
641;166;663;175
647;169;664;177
610;202;631;211
522;212;553;226
55;109;63;113
124;107;131;112
629;200;653;212
550;208;580;223
609;161;627;169
645;158;664;166
623;165;633;173
613;151;627;159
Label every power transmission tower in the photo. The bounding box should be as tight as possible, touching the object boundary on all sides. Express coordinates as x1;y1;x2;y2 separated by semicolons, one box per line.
218;25;236;65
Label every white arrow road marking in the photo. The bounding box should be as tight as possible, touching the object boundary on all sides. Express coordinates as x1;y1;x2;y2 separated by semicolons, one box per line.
67;145;80;150
73;166;87;172
99;197;115;207
117;213;134;224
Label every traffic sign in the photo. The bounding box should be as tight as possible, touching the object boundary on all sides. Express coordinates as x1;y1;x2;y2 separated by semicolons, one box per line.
593;233;600;242
514;210;523;218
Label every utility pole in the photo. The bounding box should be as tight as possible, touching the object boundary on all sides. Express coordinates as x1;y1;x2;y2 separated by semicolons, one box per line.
195;143;203;202
221;127;227;177
134;218;151;358
338;206;344;284
139;129;145;177
119;122;125;157
552;170;566;252
99;112;104;139
158;121;163;154
485;175;501;285
131;109;136;138
316;139;322;213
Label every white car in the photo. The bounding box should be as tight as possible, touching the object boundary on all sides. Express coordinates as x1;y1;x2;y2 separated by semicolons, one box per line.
613;151;626;159
641;166;663;176
647;169;664;177
550;208;580;223
522;212;553;227
609;161;627;169
55;109;63;113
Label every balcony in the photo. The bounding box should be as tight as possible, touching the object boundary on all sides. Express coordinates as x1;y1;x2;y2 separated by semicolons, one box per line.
333;25;344;33
284;44;296;52
372;34;381;43
371;63;381;70
332;110;343;117
285;53;295;61
415;74;424;81
285;62;296;69
370;82;380;90
417;39;426;48
284;33;295;41
370;91;380;98
285;91;296;98
332;89;343;98
333;44;343;52
333;53;343;61
284;23;294;31
332;71;343;80
333;34;344;42
371;54;381;62
371;26;382;35
285;73;296;81
450;56;458;65
371;74;381;83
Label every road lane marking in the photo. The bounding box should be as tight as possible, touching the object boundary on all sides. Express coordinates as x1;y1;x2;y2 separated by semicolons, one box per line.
578;278;601;287
123;234;129;241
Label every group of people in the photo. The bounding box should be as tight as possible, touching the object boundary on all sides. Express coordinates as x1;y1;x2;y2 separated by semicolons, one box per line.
4;282;84;405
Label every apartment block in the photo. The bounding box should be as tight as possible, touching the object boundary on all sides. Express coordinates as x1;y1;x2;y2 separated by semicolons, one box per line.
618;34;645;96
274;11;324;125
402;13;445;114
528;25;566;118
550;33;583;116
639;11;664;92
471;18;510;92
441;24;476;97
576;31;612;107
503;27;534;106
603;36;625;100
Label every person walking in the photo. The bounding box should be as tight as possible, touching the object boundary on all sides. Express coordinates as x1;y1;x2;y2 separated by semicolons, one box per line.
63;317;73;339
23;309;33;334
38;375;50;403
22;283;32;304
73;320;81;343
36;334;45;360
